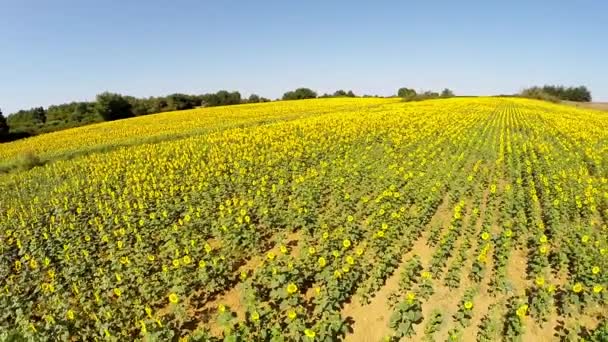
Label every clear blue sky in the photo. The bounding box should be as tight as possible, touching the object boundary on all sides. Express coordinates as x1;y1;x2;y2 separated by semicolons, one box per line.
1;0;607;114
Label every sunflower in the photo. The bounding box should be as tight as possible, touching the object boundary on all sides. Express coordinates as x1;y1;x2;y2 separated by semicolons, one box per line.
304;329;316;339
287;283;298;294
535;276;545;287
318;257;327;268
169;293;179;304
406;292;416;303
204;243;213;253
516;304;528;318
139;320;147;334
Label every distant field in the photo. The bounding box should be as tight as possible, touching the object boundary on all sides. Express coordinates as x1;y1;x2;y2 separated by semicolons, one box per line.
563;101;608;111
1;97;607;341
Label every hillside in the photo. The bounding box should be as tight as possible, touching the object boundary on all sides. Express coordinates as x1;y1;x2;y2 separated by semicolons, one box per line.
0;98;394;172
1;97;607;341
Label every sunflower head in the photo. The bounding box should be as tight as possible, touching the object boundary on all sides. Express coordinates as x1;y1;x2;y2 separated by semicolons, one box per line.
287;283;298;294
169;293;179;304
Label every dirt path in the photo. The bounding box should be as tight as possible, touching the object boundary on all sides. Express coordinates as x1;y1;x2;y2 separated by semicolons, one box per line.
342;235;432;341
506;248;528;296
195;230;303;336
342;195;452;341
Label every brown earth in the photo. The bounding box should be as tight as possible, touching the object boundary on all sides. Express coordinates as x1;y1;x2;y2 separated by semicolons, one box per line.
563;101;608;112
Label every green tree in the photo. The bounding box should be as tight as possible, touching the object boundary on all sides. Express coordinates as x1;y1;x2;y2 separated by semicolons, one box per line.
441;88;455;97
46;102;98;124
0;107;8;136
201;90;242;107
333;89;347;97
96;92;133;121
125;97;151;116
7;107;46;132
398;87;417;98
248;94;261;103
32;107;46;124
166;93;197;111
282;88;317;100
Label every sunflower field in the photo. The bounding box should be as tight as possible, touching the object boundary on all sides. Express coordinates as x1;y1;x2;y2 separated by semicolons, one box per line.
1;97;607;341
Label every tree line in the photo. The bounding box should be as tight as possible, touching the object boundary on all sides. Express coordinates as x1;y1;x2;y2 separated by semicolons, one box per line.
1;91;270;140
281;88;357;100
0;88;362;142
520;85;591;102
397;87;454;101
